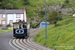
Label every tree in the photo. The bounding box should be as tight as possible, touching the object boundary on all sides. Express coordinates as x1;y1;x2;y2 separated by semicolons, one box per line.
65;0;69;4
0;0;2;2
47;11;63;25
23;0;29;5
0;0;24;9
5;3;13;9
30;22;36;28
6;24;11;27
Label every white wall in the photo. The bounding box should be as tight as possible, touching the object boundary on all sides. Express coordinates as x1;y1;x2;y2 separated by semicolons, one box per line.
13;14;23;22
0;20;1;24
7;14;23;24
7;14;14;24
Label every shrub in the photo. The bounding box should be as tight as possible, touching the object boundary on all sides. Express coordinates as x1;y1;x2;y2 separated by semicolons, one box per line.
65;0;69;4
30;22;36;28
6;24;11;27
47;11;63;25
0;25;3;27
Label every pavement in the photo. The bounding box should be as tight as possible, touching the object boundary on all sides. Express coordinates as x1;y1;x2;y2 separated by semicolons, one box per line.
0;31;15;50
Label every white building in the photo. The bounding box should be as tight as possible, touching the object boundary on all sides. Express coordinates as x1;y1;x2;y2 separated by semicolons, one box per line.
0;9;25;26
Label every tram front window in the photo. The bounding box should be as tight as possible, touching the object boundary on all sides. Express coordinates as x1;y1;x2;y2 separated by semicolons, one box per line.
23;24;27;29
14;24;19;28
19;24;21;28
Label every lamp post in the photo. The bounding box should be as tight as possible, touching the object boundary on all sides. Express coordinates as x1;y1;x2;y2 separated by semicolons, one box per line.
45;0;47;39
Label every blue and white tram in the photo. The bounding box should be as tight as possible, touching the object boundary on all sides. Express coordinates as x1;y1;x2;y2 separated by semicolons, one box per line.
13;21;30;38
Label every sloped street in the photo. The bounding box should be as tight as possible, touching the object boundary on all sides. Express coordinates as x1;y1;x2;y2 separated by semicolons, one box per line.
0;28;54;50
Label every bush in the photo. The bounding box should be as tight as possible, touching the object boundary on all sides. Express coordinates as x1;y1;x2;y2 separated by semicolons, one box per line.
65;0;69;4
30;22;36;28
23;0;29;5
0;25;3;27
6;24;11;27
47;11;63;25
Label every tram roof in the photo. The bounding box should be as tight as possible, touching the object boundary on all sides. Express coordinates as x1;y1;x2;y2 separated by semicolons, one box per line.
13;22;29;24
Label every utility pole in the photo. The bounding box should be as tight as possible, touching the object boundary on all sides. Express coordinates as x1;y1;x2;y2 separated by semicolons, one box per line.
58;5;60;21
63;13;65;20
45;0;47;39
5;9;7;27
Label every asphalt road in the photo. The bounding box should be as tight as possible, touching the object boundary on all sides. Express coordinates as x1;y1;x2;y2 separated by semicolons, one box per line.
0;29;52;50
0;29;34;50
0;31;15;50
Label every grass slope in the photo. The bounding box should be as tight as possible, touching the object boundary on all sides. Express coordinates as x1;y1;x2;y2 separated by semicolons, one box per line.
0;29;13;33
34;18;75;50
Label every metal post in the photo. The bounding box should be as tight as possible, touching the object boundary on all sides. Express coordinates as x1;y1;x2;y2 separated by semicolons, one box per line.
5;9;7;27
63;14;65;20
58;5;60;21
45;1;47;39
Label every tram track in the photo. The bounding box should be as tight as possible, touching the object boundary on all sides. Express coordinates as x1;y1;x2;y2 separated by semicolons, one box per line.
23;39;38;50
9;28;53;50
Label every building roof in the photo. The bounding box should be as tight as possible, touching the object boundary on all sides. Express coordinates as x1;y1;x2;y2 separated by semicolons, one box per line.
40;21;50;24
0;9;24;14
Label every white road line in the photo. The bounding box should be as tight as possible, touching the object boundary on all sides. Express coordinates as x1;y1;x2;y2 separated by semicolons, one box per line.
16;39;26;50
9;39;18;50
13;39;24;50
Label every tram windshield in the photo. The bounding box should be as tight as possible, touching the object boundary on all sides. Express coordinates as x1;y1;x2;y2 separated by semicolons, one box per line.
13;23;27;29
13;22;30;29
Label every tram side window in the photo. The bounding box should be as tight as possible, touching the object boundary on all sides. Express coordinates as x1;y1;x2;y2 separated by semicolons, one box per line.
23;24;27;29
14;24;19;28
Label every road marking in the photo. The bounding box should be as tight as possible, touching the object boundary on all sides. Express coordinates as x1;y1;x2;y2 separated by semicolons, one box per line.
9;39;18;50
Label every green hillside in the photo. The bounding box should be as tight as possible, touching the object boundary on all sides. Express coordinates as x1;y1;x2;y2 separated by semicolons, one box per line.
27;0;75;21
34;17;75;50
0;0;75;22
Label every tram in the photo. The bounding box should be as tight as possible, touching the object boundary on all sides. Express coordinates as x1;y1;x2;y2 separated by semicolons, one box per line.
13;20;30;38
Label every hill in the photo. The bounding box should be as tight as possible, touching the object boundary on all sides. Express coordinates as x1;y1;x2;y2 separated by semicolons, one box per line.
1;0;75;28
34;17;75;50
0;0;75;23
27;0;75;23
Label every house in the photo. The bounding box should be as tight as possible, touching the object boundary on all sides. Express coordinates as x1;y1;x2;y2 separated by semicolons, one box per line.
0;9;25;26
36;21;50;28
40;22;50;28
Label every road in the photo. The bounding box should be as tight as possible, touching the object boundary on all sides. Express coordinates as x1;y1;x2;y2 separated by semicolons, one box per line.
0;31;15;50
0;29;34;50
0;28;54;50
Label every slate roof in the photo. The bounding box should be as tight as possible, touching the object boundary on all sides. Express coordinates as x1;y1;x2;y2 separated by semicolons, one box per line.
0;9;24;14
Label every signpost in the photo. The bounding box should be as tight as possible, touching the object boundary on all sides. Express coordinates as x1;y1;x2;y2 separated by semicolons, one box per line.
45;1;47;39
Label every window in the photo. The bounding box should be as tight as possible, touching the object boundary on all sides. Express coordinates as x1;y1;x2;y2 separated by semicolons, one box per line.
9;20;13;24
9;20;13;25
16;14;20;18
16;19;20;22
2;14;5;18
2;20;6;24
